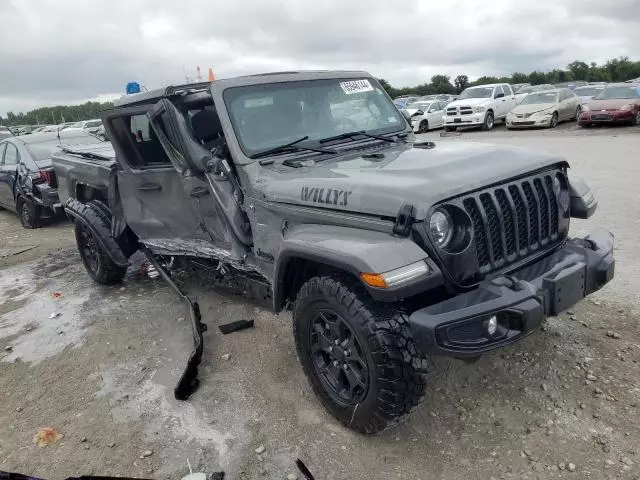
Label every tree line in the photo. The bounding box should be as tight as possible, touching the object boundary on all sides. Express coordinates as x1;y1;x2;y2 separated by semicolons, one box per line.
0;101;114;127
378;57;640;98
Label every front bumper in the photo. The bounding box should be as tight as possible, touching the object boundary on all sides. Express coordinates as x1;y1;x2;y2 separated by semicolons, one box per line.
579;111;633;124
408;229;614;357
506;115;553;128
443;115;484;127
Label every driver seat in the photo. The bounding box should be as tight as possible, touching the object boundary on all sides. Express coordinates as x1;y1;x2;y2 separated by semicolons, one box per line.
190;109;225;152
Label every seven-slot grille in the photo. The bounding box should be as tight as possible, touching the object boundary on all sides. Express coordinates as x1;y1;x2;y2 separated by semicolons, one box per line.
461;171;564;274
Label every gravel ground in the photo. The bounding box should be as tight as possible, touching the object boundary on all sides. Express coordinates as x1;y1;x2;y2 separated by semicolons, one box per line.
0;124;639;480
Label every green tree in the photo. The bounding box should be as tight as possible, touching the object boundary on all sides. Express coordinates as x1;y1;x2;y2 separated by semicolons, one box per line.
377;78;393;95
454;74;469;93
567;61;590;81
473;76;499;86
429;75;455;94
528;70;547;85
511;72;529;84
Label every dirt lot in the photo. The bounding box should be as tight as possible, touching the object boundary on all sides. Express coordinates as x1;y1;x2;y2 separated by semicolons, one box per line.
1;124;639;480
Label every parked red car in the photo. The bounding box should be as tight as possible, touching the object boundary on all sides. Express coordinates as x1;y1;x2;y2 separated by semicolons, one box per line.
578;84;640;127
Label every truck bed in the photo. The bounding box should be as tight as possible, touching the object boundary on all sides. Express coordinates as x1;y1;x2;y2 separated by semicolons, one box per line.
52;143;116;204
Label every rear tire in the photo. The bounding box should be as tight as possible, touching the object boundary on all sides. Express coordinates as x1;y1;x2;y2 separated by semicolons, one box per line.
74;211;126;285
481;111;494;131
17;197;42;229
293;275;427;434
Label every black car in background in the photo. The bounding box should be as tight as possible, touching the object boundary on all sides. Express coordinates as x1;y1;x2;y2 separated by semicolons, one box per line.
0;130;104;228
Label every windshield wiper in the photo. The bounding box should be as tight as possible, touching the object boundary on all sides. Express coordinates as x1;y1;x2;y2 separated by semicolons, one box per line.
250;136;336;159
318;130;399;144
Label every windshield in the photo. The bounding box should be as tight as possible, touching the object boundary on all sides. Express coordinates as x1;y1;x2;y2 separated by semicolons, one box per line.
224;78;405;158
25;134;103;161
518;86;543;94
406;101;432;110
519;92;558;105
594;86;640;100
459;87;493;99
573;87;601;97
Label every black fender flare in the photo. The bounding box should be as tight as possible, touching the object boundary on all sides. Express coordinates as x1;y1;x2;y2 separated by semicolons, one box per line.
63;198;129;268
271;224;435;311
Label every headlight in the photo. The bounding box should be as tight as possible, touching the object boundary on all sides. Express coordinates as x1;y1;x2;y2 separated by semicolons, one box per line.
429;209;453;247
473;106;486;113
620;104;632;111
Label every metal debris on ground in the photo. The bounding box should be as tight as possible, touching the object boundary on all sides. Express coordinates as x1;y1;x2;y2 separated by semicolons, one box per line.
0;245;38;258
295;458;316;480
218;319;254;334
33;427;63;447
48;312;61;319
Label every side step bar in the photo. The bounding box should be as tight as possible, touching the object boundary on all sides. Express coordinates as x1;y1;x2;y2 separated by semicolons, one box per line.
140;246;207;400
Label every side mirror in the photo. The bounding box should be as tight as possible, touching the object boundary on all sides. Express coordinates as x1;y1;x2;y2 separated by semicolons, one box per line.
495;92;505;99
569;175;598;219
412;110;424;117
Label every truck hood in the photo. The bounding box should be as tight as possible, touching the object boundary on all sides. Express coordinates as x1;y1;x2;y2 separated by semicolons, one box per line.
447;98;492;108
254;141;565;219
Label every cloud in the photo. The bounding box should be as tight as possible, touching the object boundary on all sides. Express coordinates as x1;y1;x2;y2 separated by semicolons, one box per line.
0;0;638;115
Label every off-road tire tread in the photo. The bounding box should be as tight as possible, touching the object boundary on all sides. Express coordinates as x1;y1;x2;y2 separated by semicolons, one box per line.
293;275;427;434
74;201;126;285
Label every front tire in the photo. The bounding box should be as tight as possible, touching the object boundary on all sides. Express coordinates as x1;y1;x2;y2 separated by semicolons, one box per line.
549;112;559;128
75;220;126;285
631;111;640;126
418;120;429;133
18;197;41;229
573;106;581;121
481;111;494;131
293;276;427;434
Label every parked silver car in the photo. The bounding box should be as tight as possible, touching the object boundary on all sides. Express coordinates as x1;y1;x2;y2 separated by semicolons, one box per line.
506;88;581;129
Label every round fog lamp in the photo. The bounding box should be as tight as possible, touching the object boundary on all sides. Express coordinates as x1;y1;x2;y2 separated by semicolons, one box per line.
487;316;498;336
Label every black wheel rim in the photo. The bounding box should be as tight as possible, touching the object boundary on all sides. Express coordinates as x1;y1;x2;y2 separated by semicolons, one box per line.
420;121;427;133
21;203;30;225
79;224;100;273
309;310;369;405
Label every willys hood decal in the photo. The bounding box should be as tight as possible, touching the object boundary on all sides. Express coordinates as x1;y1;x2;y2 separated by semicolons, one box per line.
250;141;565;220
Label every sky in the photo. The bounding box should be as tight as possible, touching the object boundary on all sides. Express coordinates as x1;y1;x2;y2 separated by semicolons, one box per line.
1;0;639;116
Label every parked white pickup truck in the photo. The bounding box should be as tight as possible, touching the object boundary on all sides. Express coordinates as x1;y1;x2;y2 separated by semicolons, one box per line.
443;83;517;131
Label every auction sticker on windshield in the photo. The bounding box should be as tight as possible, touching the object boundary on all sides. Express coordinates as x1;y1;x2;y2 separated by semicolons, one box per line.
340;79;374;95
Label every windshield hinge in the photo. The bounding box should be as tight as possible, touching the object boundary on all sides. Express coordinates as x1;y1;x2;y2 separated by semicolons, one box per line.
393;203;415;236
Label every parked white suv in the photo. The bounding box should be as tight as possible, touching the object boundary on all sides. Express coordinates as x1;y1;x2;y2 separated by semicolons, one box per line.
443;83;517;131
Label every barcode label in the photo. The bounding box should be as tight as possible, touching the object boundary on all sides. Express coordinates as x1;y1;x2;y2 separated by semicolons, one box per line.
340;79;374;95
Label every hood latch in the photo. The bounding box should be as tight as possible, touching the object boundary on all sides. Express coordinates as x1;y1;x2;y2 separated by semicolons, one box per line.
393;203;416;236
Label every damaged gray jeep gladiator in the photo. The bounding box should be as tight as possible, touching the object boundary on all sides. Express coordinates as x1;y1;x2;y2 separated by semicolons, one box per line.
52;71;614;434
